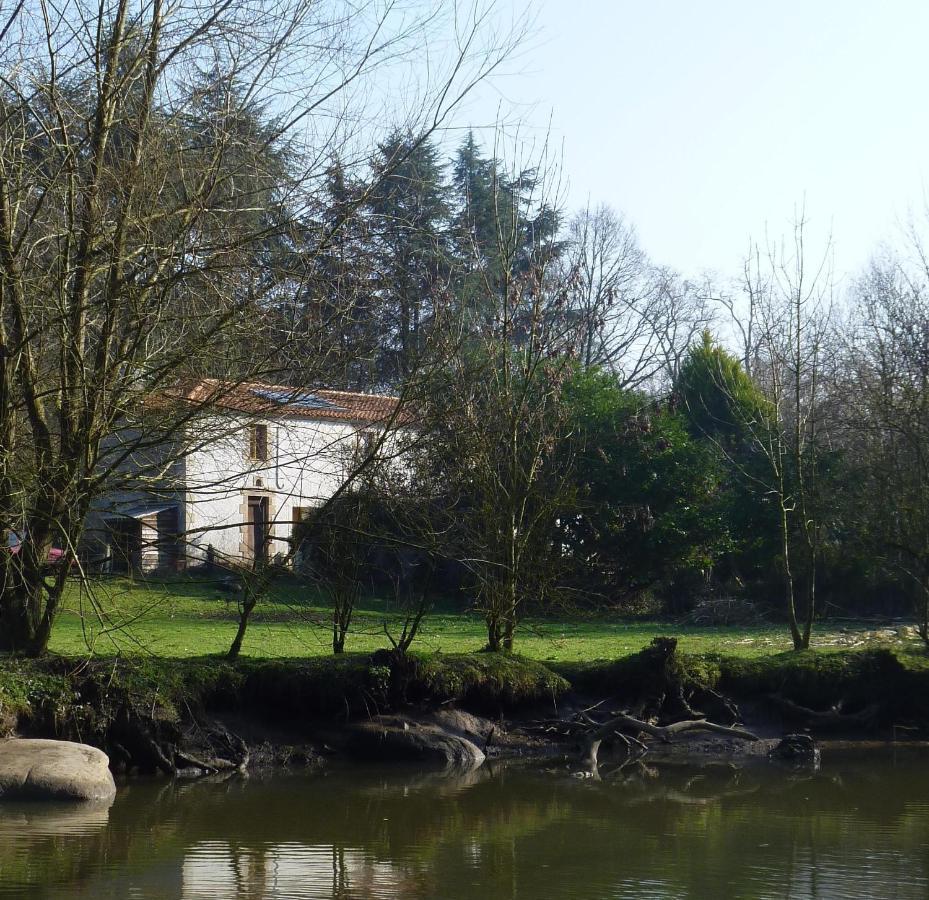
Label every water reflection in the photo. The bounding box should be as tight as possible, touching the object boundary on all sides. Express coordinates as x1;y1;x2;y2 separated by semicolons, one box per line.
182;843;413;898
0;750;927;899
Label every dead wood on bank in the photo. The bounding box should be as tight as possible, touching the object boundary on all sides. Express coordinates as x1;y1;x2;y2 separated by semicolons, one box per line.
766;693;881;730
529;637;759;771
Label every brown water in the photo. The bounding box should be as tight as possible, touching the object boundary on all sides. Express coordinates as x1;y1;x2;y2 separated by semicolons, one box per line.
1;748;928;899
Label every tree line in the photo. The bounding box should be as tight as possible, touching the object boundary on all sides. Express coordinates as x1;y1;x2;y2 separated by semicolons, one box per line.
303;200;929;655
1;0;927;659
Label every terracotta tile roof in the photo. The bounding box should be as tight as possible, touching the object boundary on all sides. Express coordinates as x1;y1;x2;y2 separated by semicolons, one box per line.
174;379;410;425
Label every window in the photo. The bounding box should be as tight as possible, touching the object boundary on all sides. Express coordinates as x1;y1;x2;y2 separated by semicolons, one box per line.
356;428;377;457
249;424;268;461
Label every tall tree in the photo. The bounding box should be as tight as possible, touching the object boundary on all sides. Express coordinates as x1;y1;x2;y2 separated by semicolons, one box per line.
674;332;780;588
845;253;929;644
366;132;452;384
708;220;834;649
421;150;575;651
0;0;519;655
560;367;723;608
289;159;377;389
449;132;562;333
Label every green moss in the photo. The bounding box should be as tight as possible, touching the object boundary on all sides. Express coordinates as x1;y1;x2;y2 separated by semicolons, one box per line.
0;650;570;733
412;653;569;709
715;648;919;715
553;640;722;701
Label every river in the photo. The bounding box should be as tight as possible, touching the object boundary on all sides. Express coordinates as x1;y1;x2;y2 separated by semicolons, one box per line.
1;747;927;899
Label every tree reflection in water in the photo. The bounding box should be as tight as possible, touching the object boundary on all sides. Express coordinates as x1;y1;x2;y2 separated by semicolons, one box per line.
1;751;928;899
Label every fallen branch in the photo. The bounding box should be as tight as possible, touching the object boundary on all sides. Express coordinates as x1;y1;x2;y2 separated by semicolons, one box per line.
174;750;220;774
599;713;759;744
766;694;880;730
583;713;759;770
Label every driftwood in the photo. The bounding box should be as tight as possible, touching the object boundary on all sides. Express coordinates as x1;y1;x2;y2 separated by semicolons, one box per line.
528;707;759;770
175;722;250;774
526;637;760;772
174;750;241;774
766;694;880;731
581;713;759;770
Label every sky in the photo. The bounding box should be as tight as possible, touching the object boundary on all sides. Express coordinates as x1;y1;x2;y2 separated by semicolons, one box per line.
452;0;929;284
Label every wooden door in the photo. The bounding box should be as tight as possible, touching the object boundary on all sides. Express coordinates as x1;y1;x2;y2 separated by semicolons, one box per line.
247;496;270;562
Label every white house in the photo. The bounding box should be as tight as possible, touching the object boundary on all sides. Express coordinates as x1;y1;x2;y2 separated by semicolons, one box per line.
85;379;408;573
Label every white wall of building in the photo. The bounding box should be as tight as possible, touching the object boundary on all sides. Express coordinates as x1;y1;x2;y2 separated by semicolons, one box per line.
86;403;407;570
183;413;386;563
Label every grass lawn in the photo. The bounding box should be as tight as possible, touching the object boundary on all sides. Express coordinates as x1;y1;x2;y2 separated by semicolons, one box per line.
47;574;928;665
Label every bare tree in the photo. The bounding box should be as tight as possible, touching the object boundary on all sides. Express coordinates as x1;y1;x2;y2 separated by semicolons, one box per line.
0;0;522;655
740;218;834;650
844;246;929;645
711;243;770;377
422;148;579;652
563;205;713;389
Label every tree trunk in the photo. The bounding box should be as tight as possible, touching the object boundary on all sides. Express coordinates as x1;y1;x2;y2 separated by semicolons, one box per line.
500;571;518;652
502;615;515;653
0;571;57;656
778;497;805;651
227;594;258;660
485;615;502;652
333;607;350;654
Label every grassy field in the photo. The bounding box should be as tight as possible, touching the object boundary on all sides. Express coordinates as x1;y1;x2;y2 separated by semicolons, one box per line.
48;574;928;665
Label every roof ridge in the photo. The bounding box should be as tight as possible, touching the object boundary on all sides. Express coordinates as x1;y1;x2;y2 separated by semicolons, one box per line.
315;388;397;400
163;379;410;424
235;380;396;402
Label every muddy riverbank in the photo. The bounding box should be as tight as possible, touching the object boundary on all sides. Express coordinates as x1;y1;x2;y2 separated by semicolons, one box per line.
1;639;927;776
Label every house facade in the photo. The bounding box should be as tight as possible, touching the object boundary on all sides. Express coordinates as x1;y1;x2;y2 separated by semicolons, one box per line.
84;381;406;573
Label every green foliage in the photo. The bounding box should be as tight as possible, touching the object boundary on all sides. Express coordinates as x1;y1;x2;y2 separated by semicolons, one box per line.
673;334;781;586
0;658;73;728
674;331;772;447
367;131;452;381
560;367;725;606
450;130;561;317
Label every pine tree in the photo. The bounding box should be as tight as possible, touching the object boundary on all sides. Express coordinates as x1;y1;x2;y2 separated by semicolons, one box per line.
449;132;562;332
366;131;452;382
293;159;378;388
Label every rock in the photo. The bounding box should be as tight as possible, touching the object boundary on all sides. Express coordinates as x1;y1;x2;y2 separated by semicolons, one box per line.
769;733;821;768
0;739;116;803
427;709;497;746
344;716;486;769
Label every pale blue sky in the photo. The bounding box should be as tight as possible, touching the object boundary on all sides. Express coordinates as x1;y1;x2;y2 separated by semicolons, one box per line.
453;0;929;282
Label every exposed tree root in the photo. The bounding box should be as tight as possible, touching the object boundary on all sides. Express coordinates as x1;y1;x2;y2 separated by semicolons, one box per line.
529;637;758;772
581;713;758;770
766;694;881;730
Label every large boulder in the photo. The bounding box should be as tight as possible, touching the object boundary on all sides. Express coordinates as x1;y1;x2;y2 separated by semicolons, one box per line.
343;716;486;769
426;709;497;747
769;733;821;768
0;739;116;803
